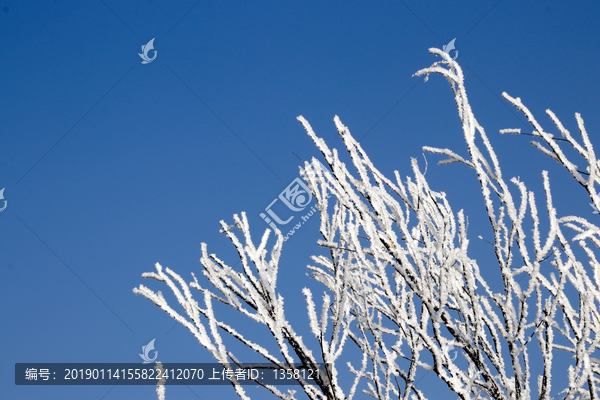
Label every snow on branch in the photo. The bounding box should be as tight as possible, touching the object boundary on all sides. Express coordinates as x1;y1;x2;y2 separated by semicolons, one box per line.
135;48;600;400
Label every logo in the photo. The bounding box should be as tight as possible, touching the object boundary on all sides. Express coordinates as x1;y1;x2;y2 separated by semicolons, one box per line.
0;188;6;212
139;38;157;64
260;159;331;241
443;343;458;362
442;38;458;60
260;178;311;229
139;338;158;363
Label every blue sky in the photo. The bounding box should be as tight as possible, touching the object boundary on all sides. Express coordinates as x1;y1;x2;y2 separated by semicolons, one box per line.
2;1;600;399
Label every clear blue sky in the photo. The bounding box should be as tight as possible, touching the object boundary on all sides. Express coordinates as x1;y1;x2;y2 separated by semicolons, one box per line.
2;1;600;399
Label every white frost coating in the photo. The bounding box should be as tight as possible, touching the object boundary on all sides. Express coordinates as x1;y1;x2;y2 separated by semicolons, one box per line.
135;48;600;400
156;384;165;400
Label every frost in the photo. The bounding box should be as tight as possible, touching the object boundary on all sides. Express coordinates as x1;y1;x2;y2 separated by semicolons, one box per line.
134;47;600;400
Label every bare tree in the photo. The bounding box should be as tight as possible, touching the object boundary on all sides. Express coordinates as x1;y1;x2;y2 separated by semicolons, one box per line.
134;48;600;400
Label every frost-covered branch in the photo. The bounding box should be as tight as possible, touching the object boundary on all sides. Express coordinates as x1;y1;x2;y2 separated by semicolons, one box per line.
135;48;600;400
134;212;337;400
